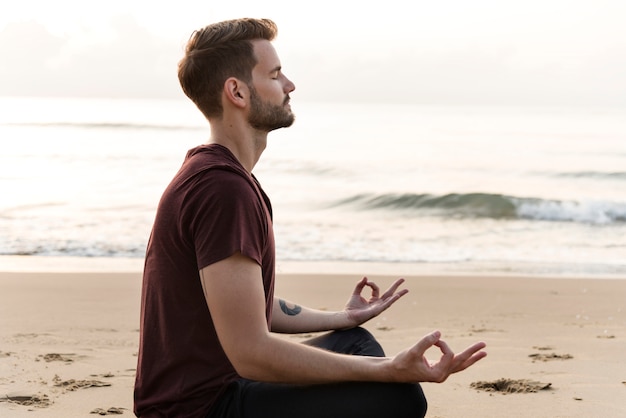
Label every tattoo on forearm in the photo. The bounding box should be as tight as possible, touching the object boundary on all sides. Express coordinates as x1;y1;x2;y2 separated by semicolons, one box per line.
279;299;302;316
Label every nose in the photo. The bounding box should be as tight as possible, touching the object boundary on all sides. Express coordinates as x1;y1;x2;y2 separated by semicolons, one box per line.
284;75;295;94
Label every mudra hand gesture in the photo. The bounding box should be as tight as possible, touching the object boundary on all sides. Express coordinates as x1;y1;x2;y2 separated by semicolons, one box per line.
344;277;409;326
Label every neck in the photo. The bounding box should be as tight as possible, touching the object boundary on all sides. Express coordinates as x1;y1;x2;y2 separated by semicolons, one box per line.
208;121;267;173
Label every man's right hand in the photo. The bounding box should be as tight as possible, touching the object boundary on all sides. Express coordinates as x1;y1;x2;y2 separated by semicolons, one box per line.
390;331;487;383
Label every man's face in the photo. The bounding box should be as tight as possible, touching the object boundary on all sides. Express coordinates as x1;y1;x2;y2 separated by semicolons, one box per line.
247;40;296;132
247;84;295;131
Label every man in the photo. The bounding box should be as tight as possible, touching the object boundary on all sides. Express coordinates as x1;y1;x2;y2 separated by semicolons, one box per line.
134;18;486;418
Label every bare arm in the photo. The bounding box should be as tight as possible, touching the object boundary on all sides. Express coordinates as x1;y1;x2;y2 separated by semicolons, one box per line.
199;252;487;384
271;277;408;334
271;298;351;333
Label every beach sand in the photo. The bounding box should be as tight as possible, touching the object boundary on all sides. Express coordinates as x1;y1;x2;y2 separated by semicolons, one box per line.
1;265;625;417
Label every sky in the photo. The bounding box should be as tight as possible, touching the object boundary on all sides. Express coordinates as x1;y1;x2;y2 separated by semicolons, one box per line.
1;0;625;107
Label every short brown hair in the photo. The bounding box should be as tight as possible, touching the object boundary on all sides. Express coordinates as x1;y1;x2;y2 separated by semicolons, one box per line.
178;18;278;119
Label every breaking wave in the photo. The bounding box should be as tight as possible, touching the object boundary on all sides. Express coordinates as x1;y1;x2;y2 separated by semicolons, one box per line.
335;192;626;225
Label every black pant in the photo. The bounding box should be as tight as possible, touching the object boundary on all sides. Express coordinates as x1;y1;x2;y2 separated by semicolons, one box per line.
207;327;427;418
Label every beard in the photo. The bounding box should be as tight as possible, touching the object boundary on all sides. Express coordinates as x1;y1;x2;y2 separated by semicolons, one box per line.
247;86;295;132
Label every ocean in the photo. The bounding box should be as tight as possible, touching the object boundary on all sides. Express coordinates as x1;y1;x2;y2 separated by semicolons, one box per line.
1;96;625;277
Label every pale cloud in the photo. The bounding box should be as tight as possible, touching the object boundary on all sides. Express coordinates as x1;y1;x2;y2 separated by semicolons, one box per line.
1;1;625;106
0;16;182;98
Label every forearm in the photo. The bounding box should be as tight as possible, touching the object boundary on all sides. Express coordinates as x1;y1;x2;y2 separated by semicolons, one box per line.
271;298;355;333
234;328;488;386
201;256;487;387
236;331;394;384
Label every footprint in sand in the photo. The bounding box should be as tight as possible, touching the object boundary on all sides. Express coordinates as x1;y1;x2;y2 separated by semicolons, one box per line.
90;407;126;415
529;346;573;362
529;352;573;362
39;353;75;363
53;375;112;392
0;393;51;408
532;345;553;351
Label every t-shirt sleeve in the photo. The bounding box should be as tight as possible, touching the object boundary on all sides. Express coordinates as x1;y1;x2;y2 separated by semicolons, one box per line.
183;169;267;271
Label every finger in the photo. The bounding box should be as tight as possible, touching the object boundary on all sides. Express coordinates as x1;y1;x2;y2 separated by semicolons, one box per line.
377;289;408;310
352;277;368;295
411;330;441;357
445;342;486;374
451;342;487;373
456;342;487;360
381;278;406;299
434;339;455;364
452;350;487;374
365;280;380;299
467;341;487;353
434;339;453;354
421;338;459;382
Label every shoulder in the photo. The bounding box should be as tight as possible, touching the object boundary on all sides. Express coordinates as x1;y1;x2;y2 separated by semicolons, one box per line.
173;144;256;194
157;144;259;217
183;144;249;177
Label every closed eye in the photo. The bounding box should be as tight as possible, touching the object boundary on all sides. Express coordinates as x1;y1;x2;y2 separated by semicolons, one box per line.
270;66;282;79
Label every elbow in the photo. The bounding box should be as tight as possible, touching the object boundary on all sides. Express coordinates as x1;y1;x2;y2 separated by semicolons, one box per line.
223;336;276;381
229;354;273;381
231;362;264;381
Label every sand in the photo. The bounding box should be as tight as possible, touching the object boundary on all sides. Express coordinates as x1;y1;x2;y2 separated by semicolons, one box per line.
1;264;625;417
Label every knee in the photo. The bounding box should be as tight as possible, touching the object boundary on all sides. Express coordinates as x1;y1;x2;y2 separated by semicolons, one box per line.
341;327;385;357
341;326;375;341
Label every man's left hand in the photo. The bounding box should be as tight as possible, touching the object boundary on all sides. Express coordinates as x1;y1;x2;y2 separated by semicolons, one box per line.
344;277;408;327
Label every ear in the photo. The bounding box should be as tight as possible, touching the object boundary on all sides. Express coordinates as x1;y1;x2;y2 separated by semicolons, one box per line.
223;77;248;109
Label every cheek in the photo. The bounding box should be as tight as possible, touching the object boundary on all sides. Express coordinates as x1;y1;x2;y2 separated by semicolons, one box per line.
260;80;284;95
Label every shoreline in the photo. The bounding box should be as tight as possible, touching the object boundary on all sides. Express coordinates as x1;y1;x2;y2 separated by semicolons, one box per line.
1;255;625;280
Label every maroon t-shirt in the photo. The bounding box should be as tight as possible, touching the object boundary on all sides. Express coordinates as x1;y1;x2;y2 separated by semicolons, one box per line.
134;144;275;417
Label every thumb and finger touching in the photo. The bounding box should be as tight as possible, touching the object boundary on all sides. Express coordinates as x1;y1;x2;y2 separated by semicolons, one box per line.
407;331;486;383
